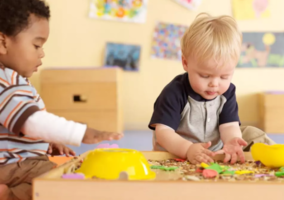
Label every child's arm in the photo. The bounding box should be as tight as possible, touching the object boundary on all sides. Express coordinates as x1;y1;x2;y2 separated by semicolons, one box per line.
218;122;247;163
219;122;242;143
21;110;123;146
216;84;247;163
155;124;192;159
155;124;214;164
0;69;123;145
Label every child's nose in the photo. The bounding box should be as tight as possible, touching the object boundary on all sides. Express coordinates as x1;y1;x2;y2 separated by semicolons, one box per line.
39;49;45;58
209;79;218;87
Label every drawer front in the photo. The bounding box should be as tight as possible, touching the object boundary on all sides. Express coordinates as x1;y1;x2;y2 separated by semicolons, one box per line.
41;83;119;111
262;108;284;133
263;94;284;108
40;67;122;83
49;110;123;133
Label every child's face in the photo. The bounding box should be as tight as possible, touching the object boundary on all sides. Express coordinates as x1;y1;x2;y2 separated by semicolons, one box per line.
182;55;236;100
0;14;49;78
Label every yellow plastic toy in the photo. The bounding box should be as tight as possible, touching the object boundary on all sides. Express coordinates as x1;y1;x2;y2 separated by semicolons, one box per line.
251;143;284;168
75;148;156;180
200;162;209;168
235;170;254;175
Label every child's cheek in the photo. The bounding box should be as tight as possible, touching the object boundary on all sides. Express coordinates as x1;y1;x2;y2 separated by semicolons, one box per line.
192;80;203;93
196;77;205;89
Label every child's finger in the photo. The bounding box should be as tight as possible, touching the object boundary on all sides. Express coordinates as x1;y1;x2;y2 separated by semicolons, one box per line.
199;154;213;163
190;159;198;165
230;153;238;164
200;141;211;149
63;147;69;157
203;149;214;157
223;153;231;163
107;136;114;141
237;138;248;147
213;149;224;155
107;133;123;141
195;156;204;163
99;132;113;141
114;133;124;140
92;139;99;144
69;148;76;156
71;150;76;156
237;148;245;163
58;146;63;155
204;154;214;163
48;145;52;154
82;137;98;144
194;156;207;164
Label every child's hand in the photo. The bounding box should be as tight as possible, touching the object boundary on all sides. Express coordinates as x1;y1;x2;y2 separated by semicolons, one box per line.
48;143;76;157
214;137;247;164
186;142;215;164
82;128;123;144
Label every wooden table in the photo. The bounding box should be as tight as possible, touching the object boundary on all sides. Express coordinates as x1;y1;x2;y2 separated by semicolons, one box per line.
33;151;284;200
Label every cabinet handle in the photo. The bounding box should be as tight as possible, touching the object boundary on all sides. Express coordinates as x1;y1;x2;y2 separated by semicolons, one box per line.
73;95;87;103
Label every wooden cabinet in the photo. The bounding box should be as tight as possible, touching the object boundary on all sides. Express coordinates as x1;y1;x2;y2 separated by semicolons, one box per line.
259;92;284;133
40;67;123;132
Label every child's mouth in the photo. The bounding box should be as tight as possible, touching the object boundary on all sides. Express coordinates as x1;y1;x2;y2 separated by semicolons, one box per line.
34;64;42;72
206;91;216;95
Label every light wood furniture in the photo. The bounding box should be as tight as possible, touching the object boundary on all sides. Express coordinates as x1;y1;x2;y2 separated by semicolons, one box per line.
259;92;284;133
40;67;123;132
33;151;284;200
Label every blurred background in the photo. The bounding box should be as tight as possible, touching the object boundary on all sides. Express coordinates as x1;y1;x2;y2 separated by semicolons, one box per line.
36;0;284;154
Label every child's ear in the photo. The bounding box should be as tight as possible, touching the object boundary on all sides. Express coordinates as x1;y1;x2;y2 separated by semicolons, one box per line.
0;33;8;55
182;55;188;71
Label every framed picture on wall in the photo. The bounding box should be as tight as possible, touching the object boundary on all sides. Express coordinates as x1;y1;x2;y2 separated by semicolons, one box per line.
104;42;141;71
89;0;148;23
232;0;270;20
238;32;284;68
172;0;202;10
151;22;187;61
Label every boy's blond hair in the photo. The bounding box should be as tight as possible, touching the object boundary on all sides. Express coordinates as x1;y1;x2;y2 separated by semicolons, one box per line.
181;13;242;65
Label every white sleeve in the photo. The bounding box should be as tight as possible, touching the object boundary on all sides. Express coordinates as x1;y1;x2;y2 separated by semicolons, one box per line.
21;111;87;146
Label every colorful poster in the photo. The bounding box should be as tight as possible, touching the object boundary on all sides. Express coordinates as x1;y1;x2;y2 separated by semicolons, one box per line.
89;0;148;23
172;0;202;10
238;32;284;68
232;0;270;20
104;43;141;71
151;22;188;61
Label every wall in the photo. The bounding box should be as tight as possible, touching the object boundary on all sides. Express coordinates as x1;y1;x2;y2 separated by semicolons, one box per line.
31;0;284;130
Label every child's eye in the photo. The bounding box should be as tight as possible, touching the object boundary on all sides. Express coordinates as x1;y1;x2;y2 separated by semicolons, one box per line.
200;74;209;78
34;45;41;49
221;76;229;80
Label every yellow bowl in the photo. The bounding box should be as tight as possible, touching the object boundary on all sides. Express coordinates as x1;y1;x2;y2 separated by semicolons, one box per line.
75;148;156;180
251;143;284;167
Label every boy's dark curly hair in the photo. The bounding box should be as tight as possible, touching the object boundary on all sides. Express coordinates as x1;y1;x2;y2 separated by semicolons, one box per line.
0;0;50;36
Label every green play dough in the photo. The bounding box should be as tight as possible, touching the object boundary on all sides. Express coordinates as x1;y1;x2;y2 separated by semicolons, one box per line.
150;165;178;171
163;166;179;171
150;165;164;169
206;163;223;174
221;170;235;175
275;171;284;177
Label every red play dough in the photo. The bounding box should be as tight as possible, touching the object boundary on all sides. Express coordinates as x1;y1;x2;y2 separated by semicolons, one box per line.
196;168;203;173
174;158;186;162
202;169;218;178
